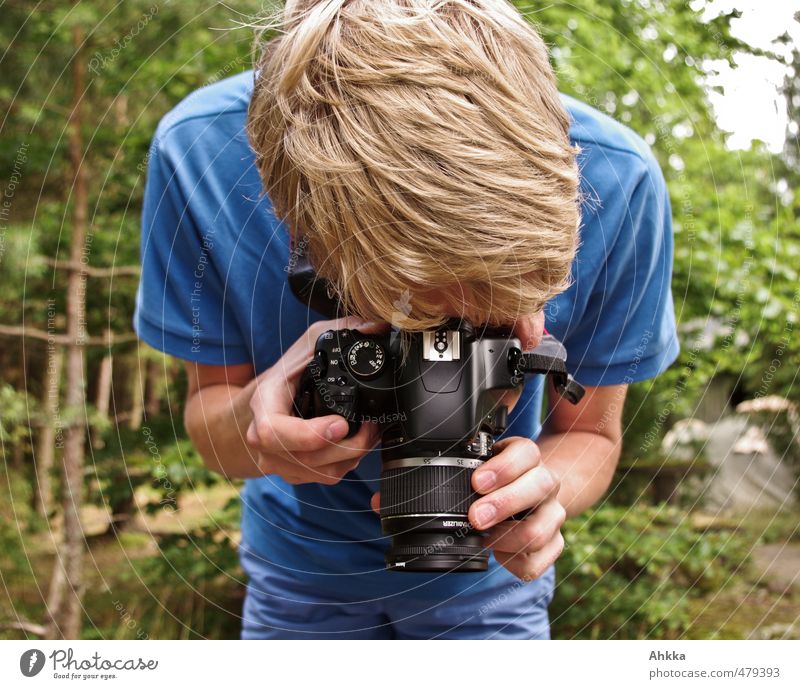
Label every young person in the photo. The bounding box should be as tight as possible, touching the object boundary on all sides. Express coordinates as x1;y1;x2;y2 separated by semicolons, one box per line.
134;0;679;639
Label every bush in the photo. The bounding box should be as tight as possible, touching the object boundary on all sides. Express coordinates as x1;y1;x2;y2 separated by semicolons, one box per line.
108;496;244;639
551;504;751;639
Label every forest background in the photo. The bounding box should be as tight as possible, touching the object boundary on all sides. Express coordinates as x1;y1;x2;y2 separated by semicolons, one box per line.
0;0;798;640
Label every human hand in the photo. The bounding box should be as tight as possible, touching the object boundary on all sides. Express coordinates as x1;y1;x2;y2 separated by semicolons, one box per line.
468;436;566;581
245;316;387;485
369;434;566;581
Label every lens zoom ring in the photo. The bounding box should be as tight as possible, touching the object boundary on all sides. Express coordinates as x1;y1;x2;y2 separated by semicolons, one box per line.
380;466;477;517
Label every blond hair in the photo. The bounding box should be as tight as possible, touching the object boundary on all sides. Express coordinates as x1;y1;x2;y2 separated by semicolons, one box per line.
247;0;580;330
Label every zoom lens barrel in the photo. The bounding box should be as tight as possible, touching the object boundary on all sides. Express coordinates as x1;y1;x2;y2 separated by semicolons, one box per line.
379;457;488;572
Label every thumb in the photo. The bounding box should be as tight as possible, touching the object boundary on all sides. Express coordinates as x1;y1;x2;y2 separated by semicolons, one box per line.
245;420;260;447
370;491;381;515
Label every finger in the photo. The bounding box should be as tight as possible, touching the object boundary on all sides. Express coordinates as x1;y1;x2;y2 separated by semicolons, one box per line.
310;457;362;485
263;456;360;486
256;455;304;485
249;412;352;453
483;496;566;554
469;464;559;530
246;419;260;447
370;491;380;514
489;434;533;454
494;530;565;582
471;437;541;494
250;367;298;415
290;421;380;467
256;421;378;488
512;311;545;351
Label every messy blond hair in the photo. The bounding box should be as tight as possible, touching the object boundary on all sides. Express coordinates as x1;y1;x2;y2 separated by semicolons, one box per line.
247;0;580;330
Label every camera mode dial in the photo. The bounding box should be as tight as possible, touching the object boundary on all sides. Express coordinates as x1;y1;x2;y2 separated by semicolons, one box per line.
346;339;386;380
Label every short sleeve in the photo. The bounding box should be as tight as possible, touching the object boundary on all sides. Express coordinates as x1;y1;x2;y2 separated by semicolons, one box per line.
548;154;680;386
133;126;250;365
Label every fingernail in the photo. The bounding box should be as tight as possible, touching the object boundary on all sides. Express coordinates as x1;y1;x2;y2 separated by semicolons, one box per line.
326;419;349;440
474;503;497;529
474;470;496;492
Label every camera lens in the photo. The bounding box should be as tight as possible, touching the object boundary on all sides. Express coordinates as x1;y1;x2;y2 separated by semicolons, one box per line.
379;457;488;572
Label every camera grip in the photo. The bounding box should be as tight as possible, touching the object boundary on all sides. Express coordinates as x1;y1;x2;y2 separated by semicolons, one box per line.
292;358;362;438
292;366;316;419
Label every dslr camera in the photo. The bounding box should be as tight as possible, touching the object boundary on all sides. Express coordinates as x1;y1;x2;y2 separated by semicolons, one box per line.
288;237;585;573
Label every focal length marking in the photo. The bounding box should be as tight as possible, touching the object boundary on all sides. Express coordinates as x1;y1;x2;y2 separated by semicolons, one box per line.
382;456;484;471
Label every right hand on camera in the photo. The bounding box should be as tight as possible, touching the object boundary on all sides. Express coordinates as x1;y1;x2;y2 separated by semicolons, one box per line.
245;317;386;485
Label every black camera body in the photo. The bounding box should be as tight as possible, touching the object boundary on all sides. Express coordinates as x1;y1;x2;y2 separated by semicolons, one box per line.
293;322;584;573
288;235;585;573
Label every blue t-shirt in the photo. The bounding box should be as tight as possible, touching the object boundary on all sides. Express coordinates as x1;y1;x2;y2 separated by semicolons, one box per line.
134;70;679;604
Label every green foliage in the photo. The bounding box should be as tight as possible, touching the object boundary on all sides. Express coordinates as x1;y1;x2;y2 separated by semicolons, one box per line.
109;496;244;639
551;504;752;639
0;466;51;638
523;0;800;442
0;0;797;640
524;0;751;139
88;419;228;521
0;383;38;451
137;496;241;584
751;508;800;545
0;0;267;350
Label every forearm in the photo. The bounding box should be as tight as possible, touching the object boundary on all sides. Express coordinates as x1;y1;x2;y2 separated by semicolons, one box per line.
184;377;262;479
535;430;621;518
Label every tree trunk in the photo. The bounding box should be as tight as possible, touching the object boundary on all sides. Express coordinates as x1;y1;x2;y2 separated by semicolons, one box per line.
92;331;113;449
95;335;113;418
44;20;88;641
33;346;63;519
